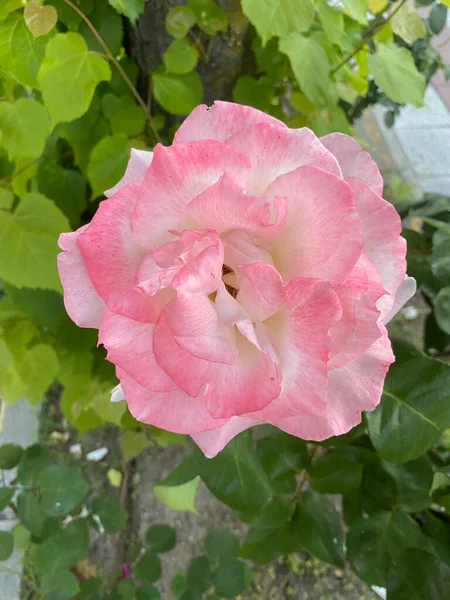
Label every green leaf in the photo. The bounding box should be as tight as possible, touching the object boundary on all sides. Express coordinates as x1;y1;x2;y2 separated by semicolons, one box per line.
180;591;202;600
36;520;89;576
186;0;227;35
347;511;426;586
256;431;307;479
309;448;363;494
233;75;273;112
18;444;52;486
38;465;89;517
165;6;196;38
0;189;13;210
135;552;162;584
204;528;240;562
318;1;346;49
24;0;58;38
41;568;79;600
120;429;152;462
0;98;50;158
0;443;23;469
152;71;203;115
391;1;426;43
38;32;111;125
108;0;146;24
0;531;14;561
87;133;129;198
187;555;214;592
279;33;335;106
91;494;128;533
163;38;199;75
154;476;200;514
193;433;273;515
214;558;253;598
367;43;425;107
101;94;146;137
431;239;450;287
366;348;450;462
171;572;188;596
429;4;448;35
295;489;345;566
340;0;367;24
17;491;45;536
0;0;23;20
387;548;450;600
434;287;450;335
241;0;314;45
422;217;450;237
0;192;70;291
36;161;87;228
80;9;123;57
152;427;186;448
145;524;176;553
0;487;14;511
0;13;51;88
136;584;162;600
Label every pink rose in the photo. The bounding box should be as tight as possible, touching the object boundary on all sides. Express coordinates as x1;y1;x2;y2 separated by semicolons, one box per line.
58;102;415;457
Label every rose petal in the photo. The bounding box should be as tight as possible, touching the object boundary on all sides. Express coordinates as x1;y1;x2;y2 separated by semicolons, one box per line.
383;276;417;325
105;149;153;197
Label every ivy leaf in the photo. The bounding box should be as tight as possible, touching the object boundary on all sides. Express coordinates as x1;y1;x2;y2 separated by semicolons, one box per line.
154;476;200;514
318;1;347;50
120;429;152;462
367;43;425;107
295;490;345;566
87;133;129;198
241;0;314;45
24;0;58;38
347;511;426;586
366;346;450;463
152;71;203;115
0;13;51;87
165;6;197;38
391;1;426;43
0;193;70;291
340;0;367;24
101;94;146;137
387;549;450;600
163;38;199;75
38;32;111;125
279;33;336;106
0;98;50;158
108;0;146;24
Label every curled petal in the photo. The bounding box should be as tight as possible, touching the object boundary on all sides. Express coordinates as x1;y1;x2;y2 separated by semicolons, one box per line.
132;141;251;251
173;100;286;144
268;166;363;285
237;262;284;322
228;123;342;195
383;276;417;325
321;133;383;195
192;417;258;458
105;149;153;197
58;226;106;328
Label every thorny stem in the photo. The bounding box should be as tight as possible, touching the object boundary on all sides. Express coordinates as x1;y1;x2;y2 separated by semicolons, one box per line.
331;0;408;74
62;0;161;144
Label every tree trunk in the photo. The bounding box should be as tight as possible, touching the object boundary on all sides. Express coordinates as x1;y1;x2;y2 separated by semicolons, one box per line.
129;0;249;106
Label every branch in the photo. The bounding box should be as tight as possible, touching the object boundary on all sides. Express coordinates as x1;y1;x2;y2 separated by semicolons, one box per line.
331;0;409;75
62;0;161;144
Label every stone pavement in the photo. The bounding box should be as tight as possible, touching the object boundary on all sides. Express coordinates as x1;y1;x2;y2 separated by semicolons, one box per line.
0;399;40;600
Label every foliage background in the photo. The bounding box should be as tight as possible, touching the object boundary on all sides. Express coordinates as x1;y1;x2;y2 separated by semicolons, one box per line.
1;0;450;599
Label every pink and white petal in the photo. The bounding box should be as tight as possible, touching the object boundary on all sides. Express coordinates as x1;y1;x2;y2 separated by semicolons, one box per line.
119;372;230;434
187;173;288;243
320;133;383;195
111;383;126;403
192;416;260;458
383;276;417;325
78;182;159;322
224;231;274;272
105;149;153;197
58;226;106;328
348;176;406;320
228;124;342;195
162;292;238;364
173;100;286;144
329;253;385;370
215;282;260;349
153;315;280;417
132;141;251;251
261;278;342;420
237;262;284;322
267;166;363;285
266;331;394;441
99;309;177;392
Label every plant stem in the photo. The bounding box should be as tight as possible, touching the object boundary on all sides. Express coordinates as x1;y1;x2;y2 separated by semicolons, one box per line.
62;0;161;144
296;445;319;495
331;0;408;75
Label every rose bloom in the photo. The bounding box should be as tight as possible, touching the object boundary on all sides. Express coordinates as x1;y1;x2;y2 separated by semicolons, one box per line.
58;102;415;457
